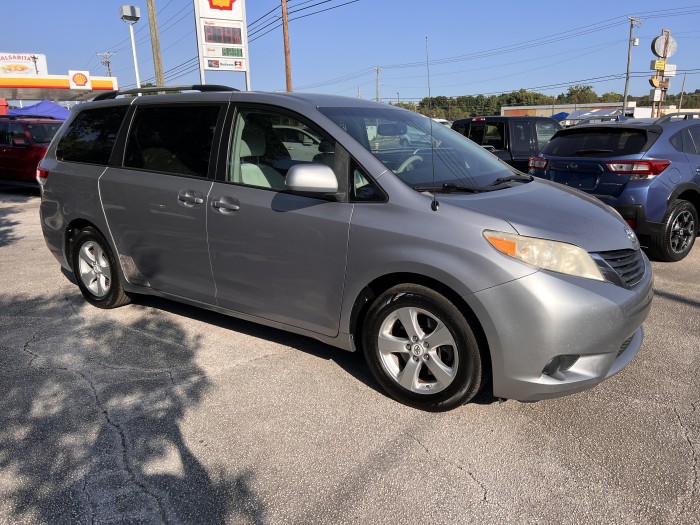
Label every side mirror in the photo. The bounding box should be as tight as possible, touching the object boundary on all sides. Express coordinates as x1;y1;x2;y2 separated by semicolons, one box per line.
286;163;338;194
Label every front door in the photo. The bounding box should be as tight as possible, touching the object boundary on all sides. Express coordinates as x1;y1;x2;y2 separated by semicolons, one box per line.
207;107;352;337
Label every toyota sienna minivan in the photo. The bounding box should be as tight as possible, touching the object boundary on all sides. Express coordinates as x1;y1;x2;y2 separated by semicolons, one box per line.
38;86;653;411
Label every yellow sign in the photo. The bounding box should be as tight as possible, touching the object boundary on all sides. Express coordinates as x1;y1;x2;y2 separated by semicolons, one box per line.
653;60;666;71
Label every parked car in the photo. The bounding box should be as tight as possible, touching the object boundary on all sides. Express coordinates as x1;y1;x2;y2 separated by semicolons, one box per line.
529;113;700;262
0;115;63;187
38;85;652;411
452;116;562;172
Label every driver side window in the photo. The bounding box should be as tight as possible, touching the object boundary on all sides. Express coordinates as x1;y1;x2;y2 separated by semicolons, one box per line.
228;109;336;190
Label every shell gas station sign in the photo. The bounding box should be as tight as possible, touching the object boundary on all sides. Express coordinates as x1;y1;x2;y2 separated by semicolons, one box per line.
0;52;117;103
194;0;250;86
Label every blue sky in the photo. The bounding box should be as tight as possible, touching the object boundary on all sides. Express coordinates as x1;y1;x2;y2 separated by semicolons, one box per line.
2;1;699;103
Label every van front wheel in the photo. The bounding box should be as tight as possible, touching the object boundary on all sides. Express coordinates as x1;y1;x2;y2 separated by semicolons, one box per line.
362;284;483;411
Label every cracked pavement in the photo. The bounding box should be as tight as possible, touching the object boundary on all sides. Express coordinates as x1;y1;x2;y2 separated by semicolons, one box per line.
0;186;698;524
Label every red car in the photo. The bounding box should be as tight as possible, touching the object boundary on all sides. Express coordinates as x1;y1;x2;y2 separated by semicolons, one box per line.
0;115;63;187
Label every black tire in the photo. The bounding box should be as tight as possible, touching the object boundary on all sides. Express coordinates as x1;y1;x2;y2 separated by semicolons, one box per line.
71;227;131;309
647;200;697;262
362;284;483;411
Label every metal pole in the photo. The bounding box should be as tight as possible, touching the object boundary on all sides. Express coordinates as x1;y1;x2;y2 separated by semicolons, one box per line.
128;23;141;88
679;73;687;111
622;17;639;116
146;0;165;86
281;0;292;92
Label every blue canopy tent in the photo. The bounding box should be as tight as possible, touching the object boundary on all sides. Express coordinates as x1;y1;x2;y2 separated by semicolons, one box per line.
551;112;569;121
8;100;69;120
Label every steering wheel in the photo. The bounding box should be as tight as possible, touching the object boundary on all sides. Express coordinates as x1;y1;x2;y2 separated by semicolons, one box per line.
396;154;423;173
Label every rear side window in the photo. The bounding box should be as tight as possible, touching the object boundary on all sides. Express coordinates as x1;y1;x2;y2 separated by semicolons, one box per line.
535;121;560;150
26;123;62;144
124;105;221;177
541;128;650;157
469;122;505;150
57;106;128;164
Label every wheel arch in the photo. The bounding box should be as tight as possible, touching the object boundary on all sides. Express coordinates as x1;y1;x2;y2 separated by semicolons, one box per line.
671;185;700;215
349;272;492;379
64;219;109;271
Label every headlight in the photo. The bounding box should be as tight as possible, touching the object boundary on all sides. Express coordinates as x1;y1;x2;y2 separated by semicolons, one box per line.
483;230;604;281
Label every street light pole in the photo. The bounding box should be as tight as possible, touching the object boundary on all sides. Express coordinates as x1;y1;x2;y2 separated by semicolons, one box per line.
622;16;640;116
120;5;142;89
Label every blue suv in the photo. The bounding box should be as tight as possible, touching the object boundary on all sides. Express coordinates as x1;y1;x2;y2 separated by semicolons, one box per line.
529;113;700;261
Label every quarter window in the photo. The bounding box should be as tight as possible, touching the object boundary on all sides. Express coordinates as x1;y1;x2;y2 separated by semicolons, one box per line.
57;106;128;165
687;126;700;155
124;105;221;177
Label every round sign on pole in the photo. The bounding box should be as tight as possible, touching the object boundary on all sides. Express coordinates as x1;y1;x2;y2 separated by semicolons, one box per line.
651;34;677;58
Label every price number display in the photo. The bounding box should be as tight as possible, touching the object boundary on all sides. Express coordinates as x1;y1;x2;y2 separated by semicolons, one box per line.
204;25;242;45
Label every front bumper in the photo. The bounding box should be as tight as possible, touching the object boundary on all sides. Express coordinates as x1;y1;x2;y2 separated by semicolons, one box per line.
467;253;653;401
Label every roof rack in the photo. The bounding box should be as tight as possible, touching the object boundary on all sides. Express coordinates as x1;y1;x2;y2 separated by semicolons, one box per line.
92;84;238;101
654;112;700;124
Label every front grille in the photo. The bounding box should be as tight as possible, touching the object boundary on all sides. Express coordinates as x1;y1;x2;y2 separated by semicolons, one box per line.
595;249;646;288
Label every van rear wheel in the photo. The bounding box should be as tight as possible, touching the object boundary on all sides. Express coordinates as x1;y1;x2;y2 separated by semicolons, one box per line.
362;284;483;411
72;227;131;309
648;200;697;262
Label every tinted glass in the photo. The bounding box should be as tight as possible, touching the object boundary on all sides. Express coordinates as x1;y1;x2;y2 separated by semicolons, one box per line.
0;123;6;145
687;126;700;155
26;122;62;143
318;106;513;189
58;106;128;165
542;128;650;157
510;121;532;155
469;122;505;149
669;130;684;152
124;105;221;177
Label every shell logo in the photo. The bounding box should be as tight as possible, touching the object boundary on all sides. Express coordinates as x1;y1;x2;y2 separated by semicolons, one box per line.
208;0;236;10
72;72;89;87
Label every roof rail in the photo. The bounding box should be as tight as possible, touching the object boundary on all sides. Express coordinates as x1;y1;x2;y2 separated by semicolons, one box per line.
0;114;61;120
654;112;700;124
92;84;238;101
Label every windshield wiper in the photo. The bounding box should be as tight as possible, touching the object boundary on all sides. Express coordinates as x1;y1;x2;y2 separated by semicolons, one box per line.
414;182;484;193
489;174;533;186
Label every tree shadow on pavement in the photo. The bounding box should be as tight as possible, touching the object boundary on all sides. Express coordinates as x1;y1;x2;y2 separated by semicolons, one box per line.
0;292;266;524
0;205;21;248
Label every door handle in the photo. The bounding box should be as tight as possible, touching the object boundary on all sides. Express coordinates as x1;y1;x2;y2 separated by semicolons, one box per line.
211;196;240;214
178;190;204;207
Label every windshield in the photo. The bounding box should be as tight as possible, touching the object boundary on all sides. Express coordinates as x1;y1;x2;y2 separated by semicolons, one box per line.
26;122;63;144
318;106;515;189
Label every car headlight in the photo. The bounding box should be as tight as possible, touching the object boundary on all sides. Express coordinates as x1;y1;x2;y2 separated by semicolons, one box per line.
483;230;605;281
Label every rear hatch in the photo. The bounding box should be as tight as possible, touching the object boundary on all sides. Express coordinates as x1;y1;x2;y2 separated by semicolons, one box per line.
539;124;662;199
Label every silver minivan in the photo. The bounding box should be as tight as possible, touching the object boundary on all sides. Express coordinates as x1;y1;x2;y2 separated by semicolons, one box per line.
38;86;653;410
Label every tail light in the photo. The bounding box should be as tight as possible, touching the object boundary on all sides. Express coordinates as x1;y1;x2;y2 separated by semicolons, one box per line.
36;167;49;186
528;156;548;170
604;160;670;179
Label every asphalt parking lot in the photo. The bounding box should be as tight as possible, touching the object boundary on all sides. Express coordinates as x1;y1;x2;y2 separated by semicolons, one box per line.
0;185;698;525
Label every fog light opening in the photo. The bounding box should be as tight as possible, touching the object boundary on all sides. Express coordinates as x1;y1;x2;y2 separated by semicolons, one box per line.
542;355;580;376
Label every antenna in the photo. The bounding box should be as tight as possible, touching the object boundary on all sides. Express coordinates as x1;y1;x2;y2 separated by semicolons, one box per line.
426;36;438;212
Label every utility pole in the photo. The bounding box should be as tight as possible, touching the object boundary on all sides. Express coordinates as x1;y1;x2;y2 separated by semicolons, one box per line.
29;54;39;74
679;72;687;110
96;52;115;77
396;92;400;105
146;0;165;86
622;16;640;116
281;0;293;92
374;66;382;102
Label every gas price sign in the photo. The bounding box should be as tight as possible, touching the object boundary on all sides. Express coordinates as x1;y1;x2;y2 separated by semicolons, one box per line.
194;0;249;76
200;19;246;70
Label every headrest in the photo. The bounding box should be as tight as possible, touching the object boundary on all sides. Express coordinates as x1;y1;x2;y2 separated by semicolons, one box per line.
240;124;266;157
